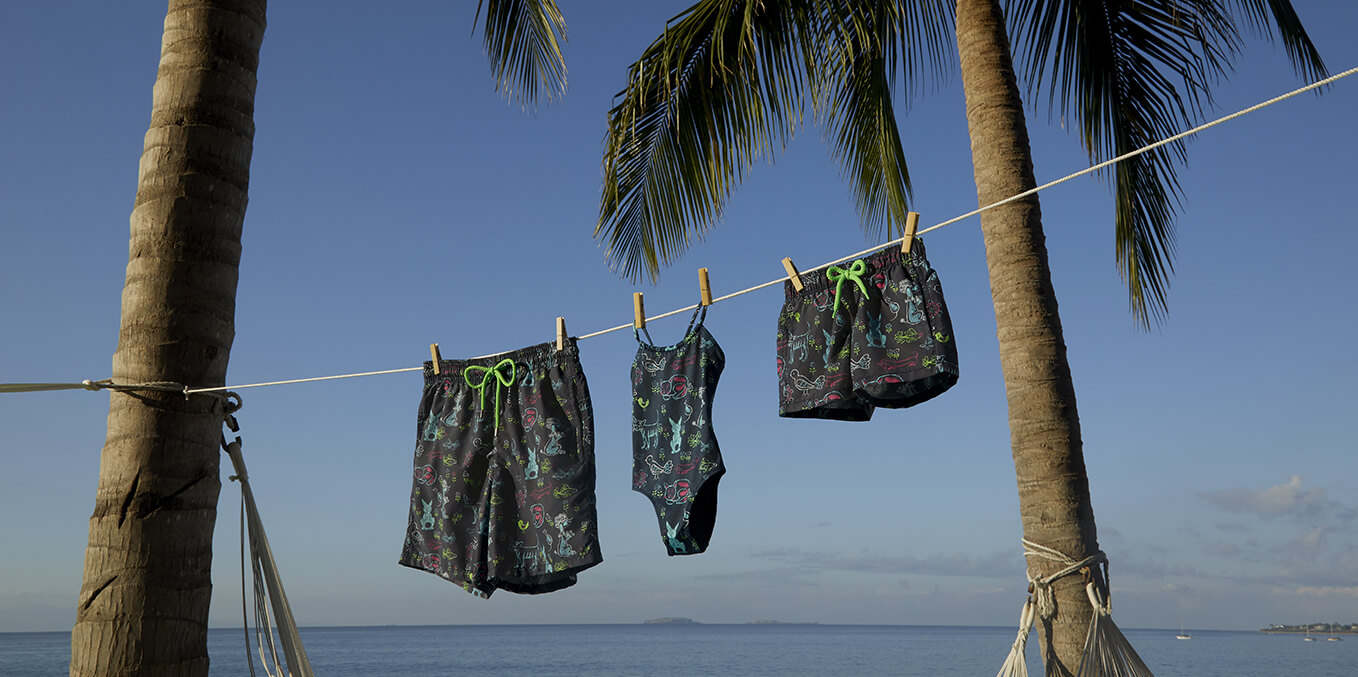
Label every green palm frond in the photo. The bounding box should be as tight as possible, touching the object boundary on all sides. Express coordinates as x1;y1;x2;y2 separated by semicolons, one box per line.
1009;0;1326;328
476;0;568;106
816;1;954;238
596;0;815;282
1226;0;1327;82
597;0;952;281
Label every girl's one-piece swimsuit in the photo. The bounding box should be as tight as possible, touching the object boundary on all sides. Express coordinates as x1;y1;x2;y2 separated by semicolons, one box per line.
631;306;726;555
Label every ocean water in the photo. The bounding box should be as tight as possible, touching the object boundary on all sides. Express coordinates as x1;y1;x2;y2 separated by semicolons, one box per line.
2;624;1354;676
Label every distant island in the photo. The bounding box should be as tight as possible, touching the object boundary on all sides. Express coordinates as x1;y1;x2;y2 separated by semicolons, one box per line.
641;617;821;625
1260;623;1357;634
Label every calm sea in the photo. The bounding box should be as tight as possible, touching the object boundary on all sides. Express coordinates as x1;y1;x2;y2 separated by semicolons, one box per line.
2;624;1353;676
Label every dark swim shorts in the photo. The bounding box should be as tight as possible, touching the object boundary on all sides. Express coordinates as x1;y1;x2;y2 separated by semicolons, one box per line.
776;240;959;420
399;339;602;597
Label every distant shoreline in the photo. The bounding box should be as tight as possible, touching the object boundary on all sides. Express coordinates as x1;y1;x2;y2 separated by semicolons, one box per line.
641;617;821;625
1260;629;1356;635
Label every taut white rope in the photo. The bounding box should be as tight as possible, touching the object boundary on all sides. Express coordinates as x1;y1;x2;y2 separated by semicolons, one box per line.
4;66;1354;397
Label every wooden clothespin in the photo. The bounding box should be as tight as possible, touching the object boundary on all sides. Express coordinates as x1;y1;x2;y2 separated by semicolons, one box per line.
698;268;713;306
556;316;568;351
900;211;921;254
633;292;646;330
781;257;804;292
429;343;442;374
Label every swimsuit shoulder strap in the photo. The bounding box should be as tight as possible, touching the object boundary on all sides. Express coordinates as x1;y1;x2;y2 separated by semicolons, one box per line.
633;323;654;346
684;304;707;337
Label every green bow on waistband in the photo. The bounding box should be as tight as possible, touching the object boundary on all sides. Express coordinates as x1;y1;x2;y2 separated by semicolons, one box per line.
826;259;869;316
463;358;516;429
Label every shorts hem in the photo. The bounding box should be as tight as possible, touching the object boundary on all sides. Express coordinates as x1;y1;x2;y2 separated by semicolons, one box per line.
778;398;873;421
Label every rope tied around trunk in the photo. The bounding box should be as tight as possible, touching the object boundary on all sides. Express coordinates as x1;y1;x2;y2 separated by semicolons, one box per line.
1022;538;1107;620
997;540;1152;677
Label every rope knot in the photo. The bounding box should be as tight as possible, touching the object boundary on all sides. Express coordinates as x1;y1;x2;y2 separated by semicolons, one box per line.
826;259;869;316
463;358;516;429
1022;538;1107;620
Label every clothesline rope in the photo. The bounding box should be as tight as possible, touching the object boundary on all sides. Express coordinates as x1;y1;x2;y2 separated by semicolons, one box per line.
3;65;1354;398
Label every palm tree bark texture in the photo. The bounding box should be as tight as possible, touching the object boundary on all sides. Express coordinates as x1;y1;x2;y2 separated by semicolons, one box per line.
955;0;1096;673
70;1;266;675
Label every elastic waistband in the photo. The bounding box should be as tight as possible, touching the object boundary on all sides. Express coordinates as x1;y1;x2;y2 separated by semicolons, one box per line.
783;239;930;299
423;338;580;379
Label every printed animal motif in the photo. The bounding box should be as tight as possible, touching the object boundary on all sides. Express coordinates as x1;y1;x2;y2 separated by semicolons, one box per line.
524;446;539;480
513;537;548;573
665;520;688;554
668;418;683;456
663;479;692;505
421;414;441;442
637;416;661;451
414;464;435;485
786;329;812;362
866;313;886;348
638;354;667;373
904;286;925;324
684;401;705;430
419;500;436;530
821;329;835;366
553;514;576;557
539;420;565;456
645;454;674;477
659;375;689;400
788;369;825;393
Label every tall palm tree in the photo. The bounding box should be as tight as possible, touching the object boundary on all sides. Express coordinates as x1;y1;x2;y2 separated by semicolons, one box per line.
595;1;1323;673
70;1;566;674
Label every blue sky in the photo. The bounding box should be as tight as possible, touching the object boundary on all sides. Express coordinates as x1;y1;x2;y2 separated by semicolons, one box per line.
2;1;1356;635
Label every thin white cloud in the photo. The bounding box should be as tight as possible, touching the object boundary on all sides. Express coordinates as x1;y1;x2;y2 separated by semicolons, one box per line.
1293;585;1358;598
1201;475;1321;517
1200;475;1355;522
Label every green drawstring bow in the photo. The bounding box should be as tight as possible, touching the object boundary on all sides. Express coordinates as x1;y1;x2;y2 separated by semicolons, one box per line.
463;358;516;429
826;259;869;316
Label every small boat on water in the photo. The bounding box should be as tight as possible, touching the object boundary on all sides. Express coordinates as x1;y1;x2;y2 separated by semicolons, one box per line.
1176;623;1191;640
1327;634;1342;641
1304;631;1317;642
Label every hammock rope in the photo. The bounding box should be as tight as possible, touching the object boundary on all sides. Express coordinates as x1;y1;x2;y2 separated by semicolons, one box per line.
997;539;1154;677
222;402;315;677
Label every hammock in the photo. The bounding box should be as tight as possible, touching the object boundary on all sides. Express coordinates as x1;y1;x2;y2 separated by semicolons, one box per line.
224;414;315;677
996;540;1154;677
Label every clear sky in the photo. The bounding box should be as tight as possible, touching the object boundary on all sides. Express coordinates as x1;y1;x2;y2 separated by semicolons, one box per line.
2;1;1356;635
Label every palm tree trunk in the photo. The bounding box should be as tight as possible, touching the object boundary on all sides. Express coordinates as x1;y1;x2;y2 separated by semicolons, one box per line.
70;1;266;675
953;0;1099;674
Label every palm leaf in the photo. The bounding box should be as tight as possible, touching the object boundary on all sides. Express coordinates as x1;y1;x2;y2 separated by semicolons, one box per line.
1225;0;1327;82
1009;0;1326;328
815;1;955;239
476;0;568;106
597;0;952;281
596;0;815;281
